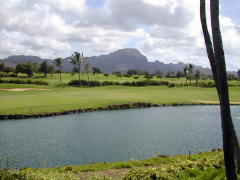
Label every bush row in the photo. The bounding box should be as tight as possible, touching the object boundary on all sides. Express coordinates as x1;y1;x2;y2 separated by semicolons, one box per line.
0;79;48;85
69;79;176;87
0;72;17;77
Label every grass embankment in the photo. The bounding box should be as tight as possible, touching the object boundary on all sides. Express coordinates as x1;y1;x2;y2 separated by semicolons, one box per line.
0;150;232;180
0;73;240;115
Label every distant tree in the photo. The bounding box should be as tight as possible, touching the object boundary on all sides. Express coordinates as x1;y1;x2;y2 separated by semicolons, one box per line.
200;0;239;178
166;72;170;78
176;71;182;79
15;64;23;76
227;74;236;81
238;70;240;81
92;67;101;74
16;62;38;77
72;67;78;74
39;61;50;77
127;69;138;75
48;65;55;77
54;58;63;84
3;66;14;73
143;71;150;76
84;64;90;86
154;70;163;76
194;69;201;86
188;64;194;85
0;63;4;72
70;52;87;85
183;66;188;84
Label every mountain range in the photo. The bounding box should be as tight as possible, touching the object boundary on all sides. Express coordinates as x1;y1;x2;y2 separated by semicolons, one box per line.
0;48;212;74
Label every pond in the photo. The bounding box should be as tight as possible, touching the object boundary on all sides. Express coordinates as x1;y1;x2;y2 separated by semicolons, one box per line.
0;106;240;168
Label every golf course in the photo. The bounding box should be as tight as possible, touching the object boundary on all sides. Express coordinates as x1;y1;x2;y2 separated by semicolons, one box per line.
0;73;240;116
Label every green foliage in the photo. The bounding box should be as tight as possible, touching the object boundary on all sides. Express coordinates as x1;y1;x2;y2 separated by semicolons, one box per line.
124;152;225;180
92;67;102;74
15;63;38;77
0;79;48;85
39;61;51;77
0;72;16;77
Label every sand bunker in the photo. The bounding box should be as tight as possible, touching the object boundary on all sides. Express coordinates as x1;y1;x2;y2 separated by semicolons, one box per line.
192;100;240;105
0;88;51;92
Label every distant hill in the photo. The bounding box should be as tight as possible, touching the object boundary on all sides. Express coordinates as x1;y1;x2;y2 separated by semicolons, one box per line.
0;48;212;74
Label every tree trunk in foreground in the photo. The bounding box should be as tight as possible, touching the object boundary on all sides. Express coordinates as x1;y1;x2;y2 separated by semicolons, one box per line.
200;0;238;179
211;1;237;179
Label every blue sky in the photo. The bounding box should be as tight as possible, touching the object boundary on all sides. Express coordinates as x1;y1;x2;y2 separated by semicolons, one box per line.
0;0;239;70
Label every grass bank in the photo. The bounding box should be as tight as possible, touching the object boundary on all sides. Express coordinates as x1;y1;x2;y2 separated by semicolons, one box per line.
0;150;233;180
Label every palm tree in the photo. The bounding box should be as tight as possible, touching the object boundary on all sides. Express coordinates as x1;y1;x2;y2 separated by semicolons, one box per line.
84;64;90;86
200;0;239;178
188;64;194;85
70;52;87;86
183;66;188;85
194;69;201;86
54;58;63;84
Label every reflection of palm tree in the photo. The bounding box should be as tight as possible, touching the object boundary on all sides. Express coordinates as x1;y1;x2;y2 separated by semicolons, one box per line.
70;52;87;86
54;58;63;84
84;64;90;86
200;0;239;178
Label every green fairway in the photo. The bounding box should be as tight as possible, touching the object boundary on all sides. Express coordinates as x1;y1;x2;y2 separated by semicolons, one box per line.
0;73;240;115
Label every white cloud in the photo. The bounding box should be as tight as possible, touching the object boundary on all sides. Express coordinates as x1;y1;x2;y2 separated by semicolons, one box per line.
0;0;239;70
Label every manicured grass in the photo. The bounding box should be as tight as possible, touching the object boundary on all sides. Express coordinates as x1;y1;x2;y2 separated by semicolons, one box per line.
0;151;230;180
0;73;240;115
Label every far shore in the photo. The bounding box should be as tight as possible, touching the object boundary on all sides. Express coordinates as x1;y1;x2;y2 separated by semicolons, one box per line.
1;101;240;120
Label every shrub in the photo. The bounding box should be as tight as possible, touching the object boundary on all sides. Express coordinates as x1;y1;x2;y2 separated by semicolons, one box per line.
144;75;153;79
133;76;139;79
103;73;109;77
0;79;48;85
168;83;175;88
124;74;131;78
0;72;16;77
198;81;215;88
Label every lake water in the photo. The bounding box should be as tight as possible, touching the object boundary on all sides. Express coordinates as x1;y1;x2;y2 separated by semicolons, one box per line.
0;106;240;169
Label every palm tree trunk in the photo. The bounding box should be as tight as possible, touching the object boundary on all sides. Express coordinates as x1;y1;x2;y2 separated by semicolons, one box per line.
78;64;81;86
210;1;237;179
200;0;240;174
60;67;62;84
87;72;89;86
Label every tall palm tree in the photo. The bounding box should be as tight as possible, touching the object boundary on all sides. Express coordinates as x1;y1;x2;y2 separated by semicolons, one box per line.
54;58;63;84
84;64;90;86
70;52;87;86
200;0;239;179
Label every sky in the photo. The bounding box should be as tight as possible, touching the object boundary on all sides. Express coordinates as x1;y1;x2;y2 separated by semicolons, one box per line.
0;0;239;70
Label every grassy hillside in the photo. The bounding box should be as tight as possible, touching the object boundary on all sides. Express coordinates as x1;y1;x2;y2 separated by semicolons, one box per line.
0;73;240;115
0;150;232;180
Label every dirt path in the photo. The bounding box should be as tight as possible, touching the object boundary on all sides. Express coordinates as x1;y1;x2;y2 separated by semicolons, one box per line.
77;168;129;180
0;88;51;92
192;100;240;105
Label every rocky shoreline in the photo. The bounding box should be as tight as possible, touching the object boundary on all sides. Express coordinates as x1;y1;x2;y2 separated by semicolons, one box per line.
0;102;229;120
